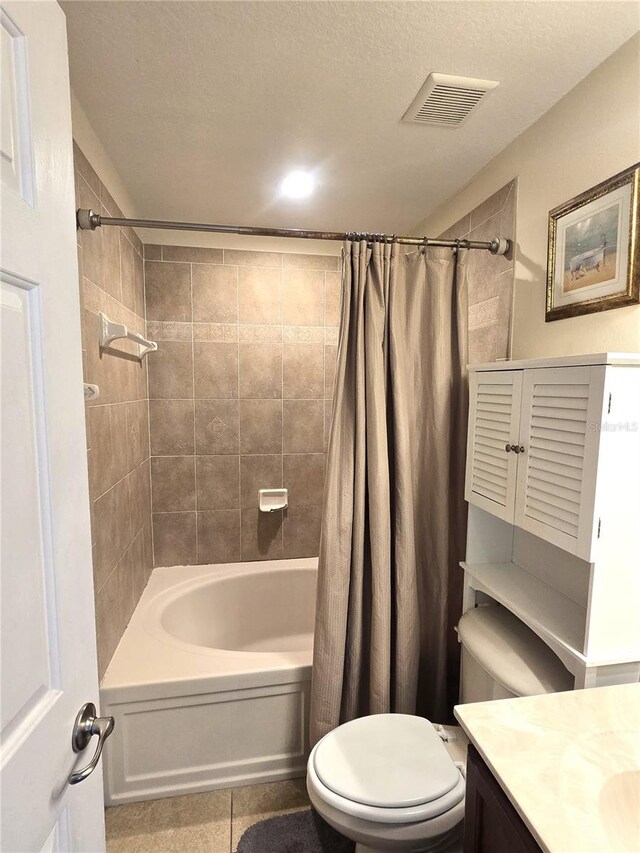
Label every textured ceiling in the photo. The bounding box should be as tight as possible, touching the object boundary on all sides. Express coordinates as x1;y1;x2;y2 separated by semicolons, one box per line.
62;1;639;234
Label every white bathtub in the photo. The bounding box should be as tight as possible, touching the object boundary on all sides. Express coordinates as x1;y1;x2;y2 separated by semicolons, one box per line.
100;558;317;805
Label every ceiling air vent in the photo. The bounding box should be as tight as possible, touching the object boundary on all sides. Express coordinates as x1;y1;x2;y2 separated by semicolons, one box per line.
403;73;499;127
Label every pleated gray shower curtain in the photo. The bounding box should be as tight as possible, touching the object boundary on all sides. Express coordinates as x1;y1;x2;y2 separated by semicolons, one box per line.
310;240;469;744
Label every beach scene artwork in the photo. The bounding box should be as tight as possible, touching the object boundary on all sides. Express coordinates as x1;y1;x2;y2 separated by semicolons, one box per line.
562;202;619;293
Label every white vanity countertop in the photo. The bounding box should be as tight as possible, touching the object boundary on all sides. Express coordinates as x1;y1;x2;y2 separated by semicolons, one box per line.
454;683;640;853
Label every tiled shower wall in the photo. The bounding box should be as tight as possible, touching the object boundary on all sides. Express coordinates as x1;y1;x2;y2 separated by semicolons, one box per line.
144;245;340;566
439;179;517;363
74;143;152;678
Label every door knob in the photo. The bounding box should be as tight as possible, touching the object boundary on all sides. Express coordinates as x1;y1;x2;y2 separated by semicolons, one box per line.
68;702;115;785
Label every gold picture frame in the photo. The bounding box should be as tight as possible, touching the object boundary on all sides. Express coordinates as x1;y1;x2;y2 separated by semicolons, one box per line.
546;163;639;322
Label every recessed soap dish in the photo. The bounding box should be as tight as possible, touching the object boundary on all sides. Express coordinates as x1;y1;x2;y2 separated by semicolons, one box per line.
259;489;288;512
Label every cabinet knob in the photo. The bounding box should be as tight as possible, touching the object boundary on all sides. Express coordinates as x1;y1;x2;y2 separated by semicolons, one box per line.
513;445;525;454
505;443;512;453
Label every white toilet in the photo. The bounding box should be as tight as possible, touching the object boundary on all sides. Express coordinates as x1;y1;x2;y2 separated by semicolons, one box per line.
307;604;574;853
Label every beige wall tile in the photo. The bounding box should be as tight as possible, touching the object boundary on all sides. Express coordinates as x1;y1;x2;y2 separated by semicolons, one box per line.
239;325;282;343
152;512;197;567
283;400;323;453
282;506;322;559
149;400;195;455
194;342;239;399
129;460;151;537
125;400;150;471
119;232;136;312
148;340;194;399
151;456;196;513
239;343;282;399
129;528;147;605
469;182;513;230
75;143;152;681
77;179;103;289
145;261;192;321
324;345;337;398
91;477;132;592
86;405;117;499
147;320;193;342
238;267;282;325
283;343;323;399
239;400;283;454
144;244;162;260
94;552;132;680
240;509;283;561
162;245;223;264
73;141;101;197
240;455;282;509
109;403;130;484
283;454;325;507
101;206;122;301
133;250;145;319
283;268;324;326
324;399;333;451
195;400;240;455
282;253;340;272
196;456;240;510
324;271;342;327
224;248;282;268
197;510;241;563
194;323;239;342
192;264;238;323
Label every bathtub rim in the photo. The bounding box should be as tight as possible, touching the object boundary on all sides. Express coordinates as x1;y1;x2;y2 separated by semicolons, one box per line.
100;557;318;701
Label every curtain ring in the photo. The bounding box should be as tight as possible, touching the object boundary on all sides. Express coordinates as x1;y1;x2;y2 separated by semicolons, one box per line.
453;238;461;256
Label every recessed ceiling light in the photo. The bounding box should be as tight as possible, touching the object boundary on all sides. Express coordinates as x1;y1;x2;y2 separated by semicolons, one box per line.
280;170;315;199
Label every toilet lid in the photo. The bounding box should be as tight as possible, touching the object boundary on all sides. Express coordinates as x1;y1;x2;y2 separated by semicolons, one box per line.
313;714;460;809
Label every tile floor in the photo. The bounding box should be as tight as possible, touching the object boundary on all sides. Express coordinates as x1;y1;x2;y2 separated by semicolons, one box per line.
105;777;310;853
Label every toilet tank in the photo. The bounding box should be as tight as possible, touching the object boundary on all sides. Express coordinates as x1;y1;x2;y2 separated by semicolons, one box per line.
458;605;574;703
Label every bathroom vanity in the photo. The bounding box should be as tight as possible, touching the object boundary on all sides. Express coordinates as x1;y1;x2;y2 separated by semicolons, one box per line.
455;683;640;852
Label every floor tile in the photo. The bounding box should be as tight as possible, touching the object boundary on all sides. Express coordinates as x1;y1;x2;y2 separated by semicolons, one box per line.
106;790;231;853
231;778;310;851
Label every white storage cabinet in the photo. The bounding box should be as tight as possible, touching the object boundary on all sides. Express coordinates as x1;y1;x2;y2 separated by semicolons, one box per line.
462;353;640;690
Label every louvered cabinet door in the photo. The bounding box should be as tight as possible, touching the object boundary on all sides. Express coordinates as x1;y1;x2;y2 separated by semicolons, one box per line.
514;366;605;559
465;370;523;522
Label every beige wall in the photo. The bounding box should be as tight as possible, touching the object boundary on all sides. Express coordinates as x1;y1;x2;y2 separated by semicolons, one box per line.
416;35;640;360
144;244;340;566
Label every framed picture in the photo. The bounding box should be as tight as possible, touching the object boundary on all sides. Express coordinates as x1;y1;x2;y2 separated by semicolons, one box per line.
546;163;639;321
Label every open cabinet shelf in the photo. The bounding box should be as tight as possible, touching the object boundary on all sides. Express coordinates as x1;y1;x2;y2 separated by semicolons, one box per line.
461;561;587;674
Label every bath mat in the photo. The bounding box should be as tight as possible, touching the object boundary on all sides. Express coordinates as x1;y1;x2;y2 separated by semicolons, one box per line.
236;808;355;853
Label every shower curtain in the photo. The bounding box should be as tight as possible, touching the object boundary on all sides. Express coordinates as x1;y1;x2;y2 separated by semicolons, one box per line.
310;239;468;744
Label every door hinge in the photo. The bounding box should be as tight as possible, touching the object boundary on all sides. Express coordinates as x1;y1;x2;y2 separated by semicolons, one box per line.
597;518;601;538
607;392;612;414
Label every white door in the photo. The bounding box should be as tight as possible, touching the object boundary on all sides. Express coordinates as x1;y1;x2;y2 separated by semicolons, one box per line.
513;365;606;560
1;2;107;851
464;369;523;523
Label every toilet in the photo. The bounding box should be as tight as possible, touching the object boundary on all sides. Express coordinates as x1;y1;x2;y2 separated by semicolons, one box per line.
307;604;574;853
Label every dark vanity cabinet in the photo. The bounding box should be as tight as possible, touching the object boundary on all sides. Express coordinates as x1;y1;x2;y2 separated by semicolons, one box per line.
463;745;542;853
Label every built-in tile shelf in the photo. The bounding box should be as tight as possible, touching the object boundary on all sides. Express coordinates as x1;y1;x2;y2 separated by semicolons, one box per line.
461;561;586;674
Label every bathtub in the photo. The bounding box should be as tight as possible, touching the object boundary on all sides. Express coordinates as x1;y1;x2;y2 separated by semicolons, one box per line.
100;558;317;805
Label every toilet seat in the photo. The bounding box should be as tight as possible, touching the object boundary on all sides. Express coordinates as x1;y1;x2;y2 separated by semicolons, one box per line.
310;714;465;824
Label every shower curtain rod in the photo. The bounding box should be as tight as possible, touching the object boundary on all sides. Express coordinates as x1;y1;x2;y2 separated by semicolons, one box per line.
76;208;510;255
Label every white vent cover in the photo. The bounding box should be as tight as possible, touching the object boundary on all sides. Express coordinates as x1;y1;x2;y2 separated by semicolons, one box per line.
403;73;499;127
